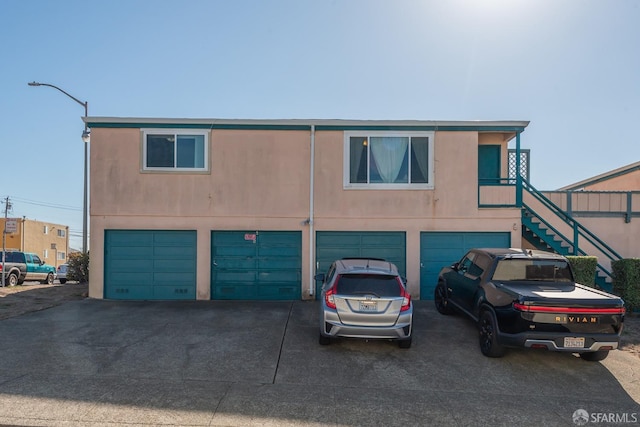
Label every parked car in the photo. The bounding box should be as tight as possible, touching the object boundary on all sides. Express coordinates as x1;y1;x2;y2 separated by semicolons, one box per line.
434;248;625;361
57;264;68;284
315;258;413;348
0;251;56;286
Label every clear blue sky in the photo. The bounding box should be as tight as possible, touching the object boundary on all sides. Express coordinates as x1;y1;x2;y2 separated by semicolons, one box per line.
1;0;639;250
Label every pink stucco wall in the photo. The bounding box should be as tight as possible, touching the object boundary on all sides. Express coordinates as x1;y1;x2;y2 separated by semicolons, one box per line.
89;127;522;300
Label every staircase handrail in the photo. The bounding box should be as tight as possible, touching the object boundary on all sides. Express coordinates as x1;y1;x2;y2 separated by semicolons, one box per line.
522;204;613;279
521;177;623;262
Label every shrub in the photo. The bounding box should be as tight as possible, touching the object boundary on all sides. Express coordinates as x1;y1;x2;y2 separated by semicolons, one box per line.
566;256;597;288
612;259;640;313
67;251;89;284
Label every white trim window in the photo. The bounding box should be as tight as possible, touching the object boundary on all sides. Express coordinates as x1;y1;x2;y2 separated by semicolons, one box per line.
57;229;66;238
344;131;434;189
143;129;209;172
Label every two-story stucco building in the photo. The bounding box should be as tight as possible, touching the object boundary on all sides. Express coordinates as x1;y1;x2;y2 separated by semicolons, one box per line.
86;118;535;301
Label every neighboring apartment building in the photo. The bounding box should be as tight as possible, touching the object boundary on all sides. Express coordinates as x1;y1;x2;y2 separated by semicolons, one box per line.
0;218;70;267
86;117;534;301
557;160;640;192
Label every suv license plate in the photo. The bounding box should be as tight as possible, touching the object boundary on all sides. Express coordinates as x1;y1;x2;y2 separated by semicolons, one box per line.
359;301;378;312
564;337;585;348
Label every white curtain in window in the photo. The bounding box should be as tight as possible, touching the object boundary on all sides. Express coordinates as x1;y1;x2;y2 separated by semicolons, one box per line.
370;137;408;183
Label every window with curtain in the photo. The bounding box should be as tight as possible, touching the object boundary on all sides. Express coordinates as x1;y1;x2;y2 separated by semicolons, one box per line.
143;130;208;172
345;132;433;188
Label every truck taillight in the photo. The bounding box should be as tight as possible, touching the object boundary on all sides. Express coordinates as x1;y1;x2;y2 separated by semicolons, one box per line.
514;302;625;314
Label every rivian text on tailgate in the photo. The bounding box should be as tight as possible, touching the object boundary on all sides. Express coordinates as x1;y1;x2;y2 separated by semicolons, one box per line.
434;249;624;361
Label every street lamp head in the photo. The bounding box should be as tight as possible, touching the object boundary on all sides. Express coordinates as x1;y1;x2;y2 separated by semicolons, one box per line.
81;129;90;143
28;81;42;86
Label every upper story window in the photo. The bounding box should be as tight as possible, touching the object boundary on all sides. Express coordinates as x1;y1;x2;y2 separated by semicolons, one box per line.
57;229;66;238
344;131;434;189
142;130;209;172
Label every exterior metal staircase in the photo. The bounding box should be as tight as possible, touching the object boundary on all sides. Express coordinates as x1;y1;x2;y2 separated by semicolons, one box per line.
520;179;622;292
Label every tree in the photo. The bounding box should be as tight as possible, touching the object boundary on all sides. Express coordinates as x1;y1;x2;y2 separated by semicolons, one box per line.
67;251;89;284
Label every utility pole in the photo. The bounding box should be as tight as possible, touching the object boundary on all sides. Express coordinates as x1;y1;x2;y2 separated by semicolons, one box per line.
2;196;11;287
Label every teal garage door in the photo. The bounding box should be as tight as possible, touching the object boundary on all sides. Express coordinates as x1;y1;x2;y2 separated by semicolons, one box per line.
104;230;197;300
315;231;406;298
420;232;510;300
211;231;301;300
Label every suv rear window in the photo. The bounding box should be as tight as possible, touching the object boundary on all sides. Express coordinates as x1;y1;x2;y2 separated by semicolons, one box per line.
336;274;402;296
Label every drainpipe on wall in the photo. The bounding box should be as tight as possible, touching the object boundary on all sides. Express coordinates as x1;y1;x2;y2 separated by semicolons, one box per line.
308;125;316;296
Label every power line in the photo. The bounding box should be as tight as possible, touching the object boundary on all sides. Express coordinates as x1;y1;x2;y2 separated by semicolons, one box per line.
10;196;81;211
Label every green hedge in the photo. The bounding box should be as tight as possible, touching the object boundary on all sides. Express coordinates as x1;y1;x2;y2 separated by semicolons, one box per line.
566;256;597;288
612;258;640;313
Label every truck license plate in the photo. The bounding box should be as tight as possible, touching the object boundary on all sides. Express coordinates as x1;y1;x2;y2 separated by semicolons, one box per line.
359;301;377;312
564;337;585;348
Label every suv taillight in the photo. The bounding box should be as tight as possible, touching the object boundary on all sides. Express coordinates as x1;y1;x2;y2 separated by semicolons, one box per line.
324;275;338;309
398;278;411;312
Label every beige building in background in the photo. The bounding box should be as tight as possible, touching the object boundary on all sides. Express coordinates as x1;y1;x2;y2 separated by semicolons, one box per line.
1;218;70;267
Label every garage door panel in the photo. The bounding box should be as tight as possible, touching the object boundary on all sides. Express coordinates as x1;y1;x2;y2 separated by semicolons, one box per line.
214;246;256;257
257;284;299;299
211;231;301;300
109;272;154;285
106;286;154;300
154;232;196;245
105;230;196;300
109;246;155;258
258;270;300;282
257;257;299;269
153;259;194;271
108;232;154;245
360;234;405;247
153;272;196;283
420;232;510;300
152;285;195;300
154;246;196;258
215;284;255;299
258;246;300;257
110;259;154;271
215;270;257;282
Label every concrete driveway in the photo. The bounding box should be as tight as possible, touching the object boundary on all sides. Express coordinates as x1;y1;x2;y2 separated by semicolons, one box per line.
0;300;638;426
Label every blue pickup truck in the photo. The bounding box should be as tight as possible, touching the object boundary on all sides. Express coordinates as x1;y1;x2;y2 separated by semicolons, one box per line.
0;251;57;286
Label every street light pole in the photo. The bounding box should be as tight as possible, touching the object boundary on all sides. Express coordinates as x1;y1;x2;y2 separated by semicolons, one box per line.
28;81;90;254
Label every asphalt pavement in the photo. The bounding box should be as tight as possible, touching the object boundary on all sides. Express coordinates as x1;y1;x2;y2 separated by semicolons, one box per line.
0;299;638;426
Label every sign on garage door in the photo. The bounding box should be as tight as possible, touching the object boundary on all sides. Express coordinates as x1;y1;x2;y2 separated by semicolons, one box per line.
420;232;510;300
315;231;406;298
104;230;197;300
211;231;301;300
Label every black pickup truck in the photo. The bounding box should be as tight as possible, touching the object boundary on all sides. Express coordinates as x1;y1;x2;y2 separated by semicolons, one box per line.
434;248;625;361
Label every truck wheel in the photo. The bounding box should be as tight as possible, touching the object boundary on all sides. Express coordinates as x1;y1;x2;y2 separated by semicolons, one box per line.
434;283;454;315
579;350;609;362
59;279;67;284
479;310;506;358
42;273;54;285
8;273;19;286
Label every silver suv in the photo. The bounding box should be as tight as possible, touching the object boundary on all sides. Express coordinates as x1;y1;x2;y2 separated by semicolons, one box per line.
315;258;413;348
